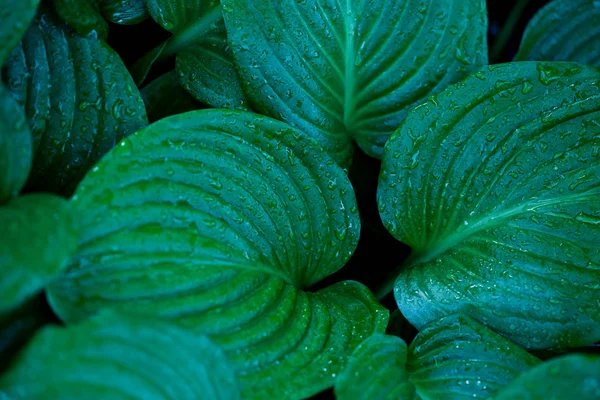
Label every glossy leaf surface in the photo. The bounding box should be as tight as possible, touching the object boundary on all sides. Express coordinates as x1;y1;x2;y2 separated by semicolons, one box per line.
0;0;39;65
47;109;387;399
515;0;600;67
2;11;148;195
0;312;239;399
137;0;248;109
221;0;488;165
378;62;600;350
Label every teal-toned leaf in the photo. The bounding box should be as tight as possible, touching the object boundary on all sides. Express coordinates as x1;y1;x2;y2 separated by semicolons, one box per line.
0;311;240;399
408;314;540;399
378;62;600;350
52;0;148;40
0;194;78;315
0;84;32;203
2;11;148;195
46;109;388;399
515;0;600;67
0;0;39;65
335;314;540;400
492;354;600;400
136;0;248;109
335;334;418;400
221;0;488;166
141;70;201;123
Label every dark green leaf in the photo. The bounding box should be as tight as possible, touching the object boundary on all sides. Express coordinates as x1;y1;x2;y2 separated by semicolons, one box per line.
0;84;32;203
378;62;600;350
515;0;600;67
136;0;248;109
493;354;600;400
2;11;148;195
0;311;239;399
141;70;201;123
335;334;418;400
335;314;540;400
52;0;148;40
408;314;540;399
0;194;78;315
221;0;488;166
0;0;39;65
46;109;388;399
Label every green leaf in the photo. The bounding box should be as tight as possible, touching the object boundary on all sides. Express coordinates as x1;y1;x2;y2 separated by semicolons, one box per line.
0;194;79;315
515;0;600;67
335;314;540;400
0;0;39;65
0;311;240;399
52;0;148;40
492;354;600;400
221;0;488;166
141;70;201;123
408;314;540;399
46;109;388;399
0;84;32;203
135;0;248;109
335;334;418;400
2;11;148;195
377;62;600;350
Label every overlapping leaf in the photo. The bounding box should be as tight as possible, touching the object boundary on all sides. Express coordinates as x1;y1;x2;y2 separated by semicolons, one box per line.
0;0;39;65
52;0;148;40
141;71;201;123
378;62;600;350
46;109;388;399
221;0;488;166
335;314;540;400
493;354;600;400
134;0;248;110
2;11;148;195
515;0;600;67
0;85;32;203
0;311;239;399
0;194;78;315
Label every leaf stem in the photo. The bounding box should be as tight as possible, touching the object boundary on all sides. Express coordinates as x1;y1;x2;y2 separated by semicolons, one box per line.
375;250;422;301
489;0;530;63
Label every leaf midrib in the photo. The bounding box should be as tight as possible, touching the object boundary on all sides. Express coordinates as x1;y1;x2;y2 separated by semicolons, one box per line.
342;0;357;133
406;190;600;269
163;5;222;58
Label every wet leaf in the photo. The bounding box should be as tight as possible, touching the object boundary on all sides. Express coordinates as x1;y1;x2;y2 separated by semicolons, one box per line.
46;109;388;399
221;0;488;166
378;62;600;350
135;0;248;110
0;311;239;399
2;11;148;195
0;0;39;65
515;0;600;67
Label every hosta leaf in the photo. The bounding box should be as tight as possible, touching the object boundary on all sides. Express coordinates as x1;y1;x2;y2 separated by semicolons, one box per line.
0;194;78;315
335;334;417;400
407;314;540;399
221;0;488;166
515;0;600;67
0;85;32;203
492;354;600;400
0;0;39;65
335;315;540;400
141;70;201;123
52;0;148;40
135;0;248;109
46;109;388;399
378;62;600;350
2;11;148;195
0;311;239;399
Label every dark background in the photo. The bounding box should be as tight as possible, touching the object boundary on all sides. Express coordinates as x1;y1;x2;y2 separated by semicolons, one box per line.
7;1;599;398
